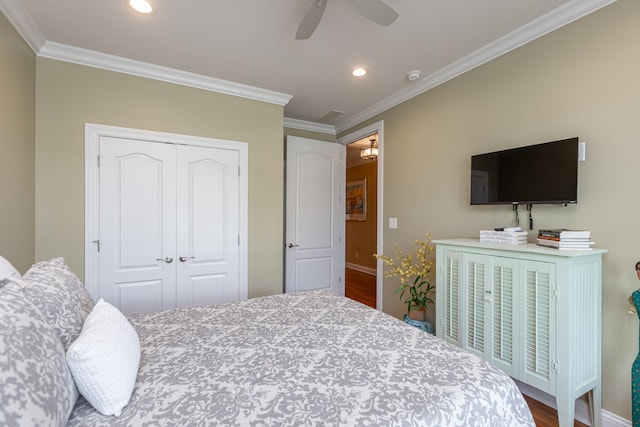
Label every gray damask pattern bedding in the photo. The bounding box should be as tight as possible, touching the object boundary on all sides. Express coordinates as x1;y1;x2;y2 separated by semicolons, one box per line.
68;291;534;426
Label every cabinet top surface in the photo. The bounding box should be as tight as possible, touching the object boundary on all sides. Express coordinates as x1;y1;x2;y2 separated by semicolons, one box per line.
433;238;607;257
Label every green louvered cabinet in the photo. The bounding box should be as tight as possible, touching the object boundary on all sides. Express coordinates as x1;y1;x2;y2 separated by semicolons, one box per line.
434;239;606;427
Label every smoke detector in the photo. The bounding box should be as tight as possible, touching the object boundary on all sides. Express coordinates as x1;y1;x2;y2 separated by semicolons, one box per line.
407;70;422;81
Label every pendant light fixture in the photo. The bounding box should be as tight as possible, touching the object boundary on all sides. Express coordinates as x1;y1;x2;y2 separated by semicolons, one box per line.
360;138;378;160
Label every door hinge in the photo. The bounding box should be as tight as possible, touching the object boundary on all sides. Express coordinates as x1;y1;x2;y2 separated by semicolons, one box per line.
238;235;240;245
551;360;559;375
238;166;241;177
553;286;559;301
97;155;100;167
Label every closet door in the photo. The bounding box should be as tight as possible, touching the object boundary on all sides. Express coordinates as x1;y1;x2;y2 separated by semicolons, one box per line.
176;145;239;307
98;136;241;315
99;137;177;314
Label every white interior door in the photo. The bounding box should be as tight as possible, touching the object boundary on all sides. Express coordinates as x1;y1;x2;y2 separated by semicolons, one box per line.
285;136;345;294
176;145;239;307
99;137;177;314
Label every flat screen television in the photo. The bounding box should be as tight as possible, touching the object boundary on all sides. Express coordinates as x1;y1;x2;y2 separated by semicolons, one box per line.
470;137;578;205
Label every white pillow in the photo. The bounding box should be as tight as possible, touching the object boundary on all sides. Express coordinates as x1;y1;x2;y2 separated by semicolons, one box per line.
0;255;20;286
66;299;140;416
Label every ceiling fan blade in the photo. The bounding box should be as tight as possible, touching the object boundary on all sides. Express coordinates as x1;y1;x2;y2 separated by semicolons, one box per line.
296;0;328;40
350;0;398;26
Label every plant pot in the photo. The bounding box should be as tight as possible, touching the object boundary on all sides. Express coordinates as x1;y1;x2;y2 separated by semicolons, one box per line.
408;308;426;321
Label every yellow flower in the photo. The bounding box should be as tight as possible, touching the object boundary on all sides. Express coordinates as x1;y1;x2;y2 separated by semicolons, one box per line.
374;232;435;312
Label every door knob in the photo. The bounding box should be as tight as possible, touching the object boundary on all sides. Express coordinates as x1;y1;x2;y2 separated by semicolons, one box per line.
287;243;299;248
178;256;194;262
156;257;173;263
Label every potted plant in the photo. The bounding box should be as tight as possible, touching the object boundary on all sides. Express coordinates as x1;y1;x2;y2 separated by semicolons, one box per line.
374;232;435;322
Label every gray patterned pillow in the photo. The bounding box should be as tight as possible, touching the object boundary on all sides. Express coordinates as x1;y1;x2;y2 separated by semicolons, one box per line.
0;286;78;427
21;257;95;350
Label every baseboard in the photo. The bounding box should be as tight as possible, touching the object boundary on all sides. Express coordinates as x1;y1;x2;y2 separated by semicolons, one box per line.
345;262;376;276
515;380;631;427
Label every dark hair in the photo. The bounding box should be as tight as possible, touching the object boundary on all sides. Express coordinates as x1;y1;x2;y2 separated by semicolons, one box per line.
636;261;640;270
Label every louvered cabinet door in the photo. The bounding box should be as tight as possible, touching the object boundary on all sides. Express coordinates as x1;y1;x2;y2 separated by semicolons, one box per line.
520;260;556;394
436;249;462;346
462;254;491;359
486;258;518;377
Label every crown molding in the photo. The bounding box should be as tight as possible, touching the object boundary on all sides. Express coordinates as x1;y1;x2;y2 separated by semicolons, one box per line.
335;0;619;133
37;42;292;106
284;118;336;135
0;0;45;52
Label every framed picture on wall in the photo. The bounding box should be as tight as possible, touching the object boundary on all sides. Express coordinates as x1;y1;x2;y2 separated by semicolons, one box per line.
346;179;367;221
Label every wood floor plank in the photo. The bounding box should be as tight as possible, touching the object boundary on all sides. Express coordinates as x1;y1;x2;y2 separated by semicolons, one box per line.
344;267;376;308
523;395;589;427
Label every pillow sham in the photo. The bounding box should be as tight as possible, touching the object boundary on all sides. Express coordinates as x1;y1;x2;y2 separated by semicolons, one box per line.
0;255;20;287
0;286;78;427
21;257;94;350
67;299;141;417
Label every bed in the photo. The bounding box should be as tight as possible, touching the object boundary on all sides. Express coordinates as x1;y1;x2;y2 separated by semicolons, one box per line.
1;257;534;426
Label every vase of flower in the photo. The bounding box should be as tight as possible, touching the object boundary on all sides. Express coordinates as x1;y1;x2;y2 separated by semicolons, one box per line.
374;232;435;331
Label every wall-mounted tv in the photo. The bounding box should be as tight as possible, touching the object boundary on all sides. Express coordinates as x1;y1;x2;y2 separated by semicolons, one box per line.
470;137;578;205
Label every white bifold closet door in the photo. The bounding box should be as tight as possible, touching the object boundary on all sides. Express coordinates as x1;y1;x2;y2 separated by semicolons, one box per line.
98;136;239;315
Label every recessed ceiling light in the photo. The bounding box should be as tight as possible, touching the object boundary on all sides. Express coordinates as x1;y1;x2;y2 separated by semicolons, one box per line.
352;68;367;77
128;0;153;14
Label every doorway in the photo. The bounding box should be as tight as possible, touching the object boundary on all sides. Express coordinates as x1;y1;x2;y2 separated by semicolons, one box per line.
340;121;383;310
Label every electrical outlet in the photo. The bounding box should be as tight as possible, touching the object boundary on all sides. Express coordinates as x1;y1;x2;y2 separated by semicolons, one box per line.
355;251;359;258
389;217;398;229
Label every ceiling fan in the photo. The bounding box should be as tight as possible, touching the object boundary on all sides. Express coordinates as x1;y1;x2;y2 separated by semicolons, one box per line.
296;0;399;40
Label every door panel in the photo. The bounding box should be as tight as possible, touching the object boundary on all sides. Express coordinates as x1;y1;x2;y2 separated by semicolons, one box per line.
176;145;240;307
187;274;226;307
285;136;344;294
118;280;163;315
99;137;177;314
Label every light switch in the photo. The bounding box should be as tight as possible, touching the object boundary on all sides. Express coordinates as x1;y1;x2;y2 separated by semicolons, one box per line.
389;217;398;229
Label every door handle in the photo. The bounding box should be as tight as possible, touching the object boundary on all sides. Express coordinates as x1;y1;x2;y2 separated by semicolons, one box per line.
179;256;195;262
156;257;174;263
287;243;299;248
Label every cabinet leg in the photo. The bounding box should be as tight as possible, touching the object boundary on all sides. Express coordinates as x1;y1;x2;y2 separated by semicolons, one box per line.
587;387;602;427
555;394;575;427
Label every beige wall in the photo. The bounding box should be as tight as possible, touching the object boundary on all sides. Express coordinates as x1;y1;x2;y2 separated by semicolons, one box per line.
339;0;639;419
0;14;35;272
284;127;336;143
35;58;285;298
346;161;377;269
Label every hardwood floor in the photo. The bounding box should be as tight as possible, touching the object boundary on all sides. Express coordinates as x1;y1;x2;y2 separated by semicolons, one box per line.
344;268;587;427
344;267;376;308
523;395;589;427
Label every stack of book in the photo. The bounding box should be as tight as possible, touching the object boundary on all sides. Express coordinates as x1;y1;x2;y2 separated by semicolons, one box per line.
479;227;528;245
536;229;594;250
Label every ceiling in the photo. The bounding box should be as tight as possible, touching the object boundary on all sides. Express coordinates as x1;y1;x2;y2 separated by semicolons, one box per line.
0;0;615;133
